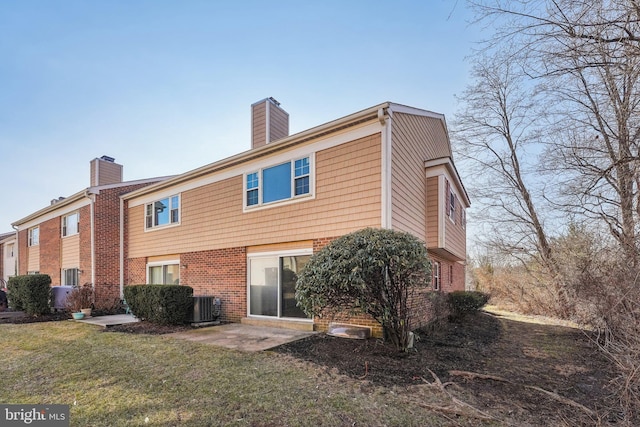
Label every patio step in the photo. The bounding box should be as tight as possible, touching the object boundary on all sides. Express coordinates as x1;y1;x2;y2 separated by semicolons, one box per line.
241;317;314;332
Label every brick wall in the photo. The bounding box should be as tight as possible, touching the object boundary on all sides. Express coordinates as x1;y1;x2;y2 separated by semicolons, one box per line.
39;217;61;284
429;252;465;293
126;246;247;323
92;182;164;304
127;257;147;285
180;247;247;323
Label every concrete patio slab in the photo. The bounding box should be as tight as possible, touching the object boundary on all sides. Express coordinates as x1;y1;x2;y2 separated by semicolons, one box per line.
76;314;139;327
166;323;315;352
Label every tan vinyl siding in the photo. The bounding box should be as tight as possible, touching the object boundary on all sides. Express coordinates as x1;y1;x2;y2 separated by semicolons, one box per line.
444;207;466;259
269;104;289;142
128;134;382;258
98;162;122;185
252;102;267;148
61;234;80;269
426;176;439;248
391;113;451;240
27;246;39;272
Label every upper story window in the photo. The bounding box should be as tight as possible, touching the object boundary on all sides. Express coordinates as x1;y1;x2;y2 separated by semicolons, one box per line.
28;227;39;246
62;212;79;237
145;195;180;230
445;178;457;224
7;243;14;258
245;156;312;208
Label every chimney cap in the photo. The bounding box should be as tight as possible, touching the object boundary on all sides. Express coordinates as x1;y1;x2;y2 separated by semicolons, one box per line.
100;155;115;162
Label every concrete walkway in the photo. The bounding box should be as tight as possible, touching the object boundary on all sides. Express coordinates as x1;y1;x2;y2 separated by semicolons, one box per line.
167;323;315;352
77;314;139;327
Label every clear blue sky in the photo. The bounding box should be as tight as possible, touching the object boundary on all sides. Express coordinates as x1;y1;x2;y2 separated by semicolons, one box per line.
0;0;481;232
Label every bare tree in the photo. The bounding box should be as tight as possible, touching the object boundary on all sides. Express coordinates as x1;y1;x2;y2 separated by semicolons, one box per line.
453;50;554;271
463;1;640;419
469;0;640;267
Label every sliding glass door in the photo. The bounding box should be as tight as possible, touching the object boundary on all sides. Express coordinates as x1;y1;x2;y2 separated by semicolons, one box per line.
248;252;311;319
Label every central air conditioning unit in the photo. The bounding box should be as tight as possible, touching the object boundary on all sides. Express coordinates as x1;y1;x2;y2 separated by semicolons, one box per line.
189;296;221;326
51;286;74;310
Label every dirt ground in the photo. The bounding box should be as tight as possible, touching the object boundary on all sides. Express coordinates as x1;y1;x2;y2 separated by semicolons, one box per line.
2;310;628;425
274;311;626;426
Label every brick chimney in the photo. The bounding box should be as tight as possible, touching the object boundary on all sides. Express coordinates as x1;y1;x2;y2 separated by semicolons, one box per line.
90;155;123;187
251;97;289;149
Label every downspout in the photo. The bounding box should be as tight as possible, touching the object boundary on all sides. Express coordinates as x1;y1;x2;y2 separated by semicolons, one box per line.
11;225;18;278
119;196;124;298
379;107;393;229
84;190;96;288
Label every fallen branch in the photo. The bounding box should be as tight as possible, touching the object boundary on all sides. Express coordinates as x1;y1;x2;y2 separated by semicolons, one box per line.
448;369;595;416
358;361;369;380
421;369;497;421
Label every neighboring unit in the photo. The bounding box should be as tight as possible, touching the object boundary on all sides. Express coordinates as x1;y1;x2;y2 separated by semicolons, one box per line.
11;157;171;305
121;98;470;335
0;231;17;286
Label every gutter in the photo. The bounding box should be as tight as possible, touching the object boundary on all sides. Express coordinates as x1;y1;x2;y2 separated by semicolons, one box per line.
379;107;393;229
122;102;392;201
119;196;124;298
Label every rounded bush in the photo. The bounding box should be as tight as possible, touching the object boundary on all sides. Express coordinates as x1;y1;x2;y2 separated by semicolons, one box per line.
296;227;431;352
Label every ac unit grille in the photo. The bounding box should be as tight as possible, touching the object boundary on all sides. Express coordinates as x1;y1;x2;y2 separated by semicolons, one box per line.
190;296;221;323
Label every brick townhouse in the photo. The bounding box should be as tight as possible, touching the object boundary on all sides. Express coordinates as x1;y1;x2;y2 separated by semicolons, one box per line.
120;98;470;335
11;157;170;305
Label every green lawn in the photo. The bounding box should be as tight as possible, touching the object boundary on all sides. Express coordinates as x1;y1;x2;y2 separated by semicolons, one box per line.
0;322;471;427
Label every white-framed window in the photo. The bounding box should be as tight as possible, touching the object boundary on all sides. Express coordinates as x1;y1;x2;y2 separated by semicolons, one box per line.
147;262;180;285
445;178;457;223
7;243;14;257
62;268;80;286
248;250;312;319
145;195;180;230
433;261;441;291
28;227;39;246
245;156;313;208
62;212;79;237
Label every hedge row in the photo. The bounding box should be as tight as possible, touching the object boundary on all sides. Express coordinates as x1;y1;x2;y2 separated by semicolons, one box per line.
124;285;193;325
7;274;52;316
448;290;490;321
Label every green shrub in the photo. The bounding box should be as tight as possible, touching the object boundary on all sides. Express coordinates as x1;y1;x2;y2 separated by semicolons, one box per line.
448;290;490;322
124;285;193;325
7;276;24;311
296;228;431;352
7;275;52;316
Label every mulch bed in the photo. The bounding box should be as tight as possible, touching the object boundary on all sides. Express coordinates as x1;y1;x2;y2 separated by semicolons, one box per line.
0;311;70;324
274;312;625;425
